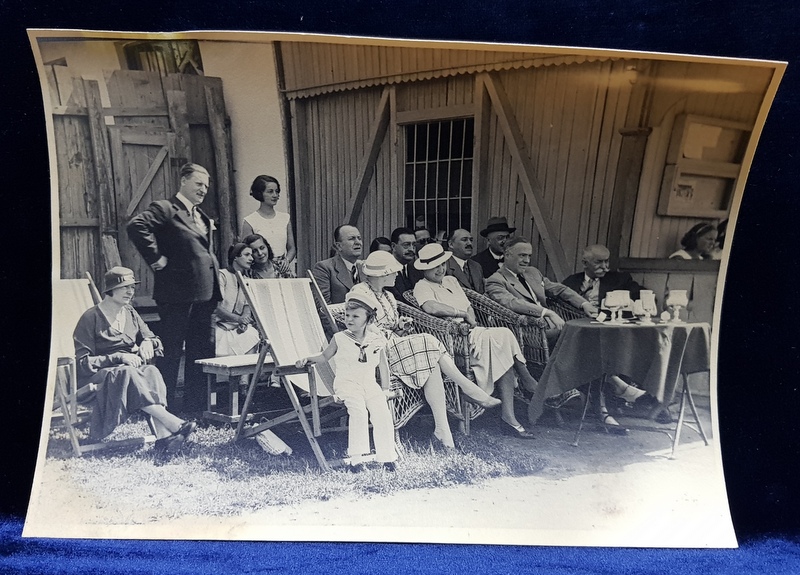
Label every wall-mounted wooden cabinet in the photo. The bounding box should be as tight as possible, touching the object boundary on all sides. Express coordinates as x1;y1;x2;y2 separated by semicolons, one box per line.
658;114;750;219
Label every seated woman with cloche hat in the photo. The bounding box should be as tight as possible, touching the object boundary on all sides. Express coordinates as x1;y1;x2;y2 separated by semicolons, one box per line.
72;266;196;455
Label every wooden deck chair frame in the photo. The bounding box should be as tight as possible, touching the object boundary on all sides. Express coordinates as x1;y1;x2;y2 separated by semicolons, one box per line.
233;274;349;471
52;272;156;457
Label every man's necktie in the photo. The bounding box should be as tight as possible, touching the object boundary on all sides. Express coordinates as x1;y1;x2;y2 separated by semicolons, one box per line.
351;265;359;285
517;273;539;304
191;207;208;236
463;262;474;290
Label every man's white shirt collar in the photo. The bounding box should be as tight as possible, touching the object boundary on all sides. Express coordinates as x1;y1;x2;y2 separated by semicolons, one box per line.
176;193;195;213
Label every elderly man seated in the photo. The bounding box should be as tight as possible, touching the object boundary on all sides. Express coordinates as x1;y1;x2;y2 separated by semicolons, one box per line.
562;244;642;308
446;229;486;293
312;224;363;304
485;237;648;427
562;244;662;427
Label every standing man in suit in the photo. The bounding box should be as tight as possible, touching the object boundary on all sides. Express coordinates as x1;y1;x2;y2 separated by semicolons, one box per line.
446;229;485;294
127;163;221;415
561;244;642;307
485;237;597;342
471;216;515;278
387;226;422;305
312;224;363;304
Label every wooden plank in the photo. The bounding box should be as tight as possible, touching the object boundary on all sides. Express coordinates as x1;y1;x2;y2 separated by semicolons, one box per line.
124;146;169;218
101;235;123;269
83;79;116;235
482;72;569;279
389;85;399;234
608;128;652;267
52;106;89;116
120;132;169;146
204;83;237;254
395;104;475;125
165;90;191;162
60;217;100;227
290;99;310;269
344;87;391;225
471;75;490;237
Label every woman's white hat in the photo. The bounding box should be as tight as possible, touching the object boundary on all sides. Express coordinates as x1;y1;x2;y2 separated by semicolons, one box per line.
413;243;453;270
361;250;404;277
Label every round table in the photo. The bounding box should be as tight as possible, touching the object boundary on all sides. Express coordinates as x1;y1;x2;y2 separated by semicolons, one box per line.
529;318;711;425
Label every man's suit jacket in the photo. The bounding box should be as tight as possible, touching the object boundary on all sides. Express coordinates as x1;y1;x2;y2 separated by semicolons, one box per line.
387;262;423;305
471;248;504;278
485;266;587;317
312;255;355;304
127;195;220;304
446;257;485;294
561;271;642;305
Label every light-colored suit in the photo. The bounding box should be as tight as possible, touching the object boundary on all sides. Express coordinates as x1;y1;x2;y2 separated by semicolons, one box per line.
312;255;356;304
485;266;587;317
446;257;485;294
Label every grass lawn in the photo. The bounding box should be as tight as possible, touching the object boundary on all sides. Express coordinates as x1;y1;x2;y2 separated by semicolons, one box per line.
43;408;548;522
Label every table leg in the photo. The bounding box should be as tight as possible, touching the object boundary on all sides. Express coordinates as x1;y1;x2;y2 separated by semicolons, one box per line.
206;373;214;413
571;380;594;447
684;375;709;446
670;379;689;459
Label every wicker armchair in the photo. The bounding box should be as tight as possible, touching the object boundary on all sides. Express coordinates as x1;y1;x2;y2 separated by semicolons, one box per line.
546;297;584;322
463;288;551;377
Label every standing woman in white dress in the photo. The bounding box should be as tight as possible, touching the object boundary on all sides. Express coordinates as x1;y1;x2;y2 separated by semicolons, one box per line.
241;175;296;277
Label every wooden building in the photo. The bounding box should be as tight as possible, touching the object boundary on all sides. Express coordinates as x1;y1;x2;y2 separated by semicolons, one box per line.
276;41;776;322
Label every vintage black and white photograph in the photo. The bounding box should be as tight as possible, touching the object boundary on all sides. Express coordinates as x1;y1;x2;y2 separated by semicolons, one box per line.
23;29;784;546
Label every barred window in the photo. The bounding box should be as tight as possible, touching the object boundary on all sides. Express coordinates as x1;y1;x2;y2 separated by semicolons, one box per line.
404;118;474;237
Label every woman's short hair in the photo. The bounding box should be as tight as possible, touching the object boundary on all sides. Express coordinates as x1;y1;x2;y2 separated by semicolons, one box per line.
369;237;392;253
250;175;281;202
680;222;717;250
227;242;251;271
242;233;275;261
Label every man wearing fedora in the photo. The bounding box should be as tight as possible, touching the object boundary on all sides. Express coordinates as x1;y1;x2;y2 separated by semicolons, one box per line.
127;162;221;416
471;216;516;278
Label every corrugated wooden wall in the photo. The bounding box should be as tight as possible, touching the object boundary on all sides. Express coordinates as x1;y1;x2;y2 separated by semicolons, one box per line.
292;86;399;270
631;62;774;257
481;60;636;279
282;43;773;278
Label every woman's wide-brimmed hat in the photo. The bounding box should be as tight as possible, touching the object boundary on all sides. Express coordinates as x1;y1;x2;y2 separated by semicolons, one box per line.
103;266;140;293
413;243;453;270
479;216;516;238
345;289;381;314
361;250;404;277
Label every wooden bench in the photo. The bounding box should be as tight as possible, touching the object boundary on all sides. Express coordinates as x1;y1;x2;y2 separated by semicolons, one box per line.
196;353;276;424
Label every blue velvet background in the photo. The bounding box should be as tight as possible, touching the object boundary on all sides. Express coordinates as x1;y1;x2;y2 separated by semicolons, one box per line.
2;0;799;572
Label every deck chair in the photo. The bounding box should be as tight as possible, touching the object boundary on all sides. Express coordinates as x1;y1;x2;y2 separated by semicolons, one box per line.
233;275;350;471
51;273;156;456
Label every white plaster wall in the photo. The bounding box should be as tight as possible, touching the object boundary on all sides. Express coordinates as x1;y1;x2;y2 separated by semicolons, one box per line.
37;39;121;106
200;41;289;231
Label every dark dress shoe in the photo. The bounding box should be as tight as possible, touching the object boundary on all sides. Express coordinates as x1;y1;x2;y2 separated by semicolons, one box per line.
382;462;397;472
500;420;536;439
176;420;197;439
601;414;628;436
347;463;365;473
154;433;186;454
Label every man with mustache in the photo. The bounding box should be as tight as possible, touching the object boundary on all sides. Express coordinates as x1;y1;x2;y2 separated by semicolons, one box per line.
386;226;423;305
127;163;221;416
445;228;486;294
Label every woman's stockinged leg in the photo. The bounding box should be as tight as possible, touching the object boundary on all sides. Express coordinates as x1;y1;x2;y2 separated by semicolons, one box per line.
496;371;521;427
513;359;539;393
141;404;184;438
422;368;455;448
437;354;494;401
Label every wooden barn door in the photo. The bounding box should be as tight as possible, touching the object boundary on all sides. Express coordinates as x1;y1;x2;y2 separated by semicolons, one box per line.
49;68;237;307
